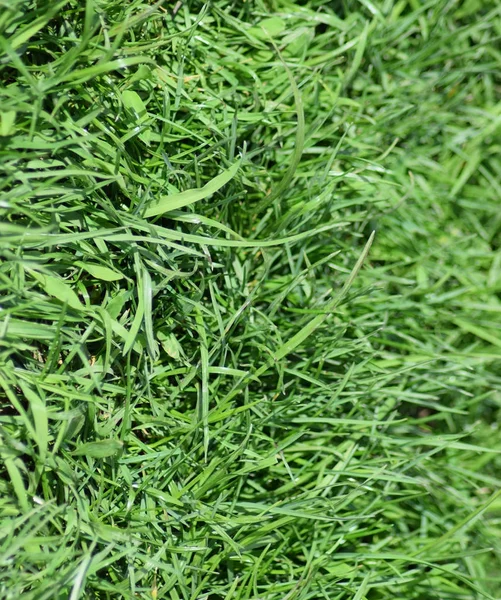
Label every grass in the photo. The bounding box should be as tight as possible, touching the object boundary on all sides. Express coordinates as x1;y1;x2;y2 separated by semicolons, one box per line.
0;0;500;598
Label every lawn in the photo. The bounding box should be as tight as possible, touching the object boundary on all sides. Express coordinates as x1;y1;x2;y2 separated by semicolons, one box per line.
1;0;500;598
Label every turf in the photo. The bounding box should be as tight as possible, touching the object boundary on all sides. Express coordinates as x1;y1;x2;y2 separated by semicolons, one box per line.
1;0;500;598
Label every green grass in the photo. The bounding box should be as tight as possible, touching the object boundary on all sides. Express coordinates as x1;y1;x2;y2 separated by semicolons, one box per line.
1;0;500;598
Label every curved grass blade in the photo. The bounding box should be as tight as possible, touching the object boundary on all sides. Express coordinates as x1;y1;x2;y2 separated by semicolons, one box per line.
144;159;241;218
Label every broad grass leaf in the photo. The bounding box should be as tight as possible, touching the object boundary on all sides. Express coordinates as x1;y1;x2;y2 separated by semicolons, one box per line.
1;111;16;136
144;160;240;218
248;17;286;40
158;331;184;360
72;439;123;458
121;90;147;121
33;272;83;310
122;89;151;144
76;261;124;281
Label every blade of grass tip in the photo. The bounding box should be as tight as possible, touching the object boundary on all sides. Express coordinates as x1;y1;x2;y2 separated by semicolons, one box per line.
123;256;145;356
168;212;246;241
18;381;48;463
120;352;133;441
257;45;305;211
83;0;96;38
144;159;241;218
75;261;124;281
223;576;240;600
142;267;159;360
108;0;164;36
353;572;371;600
69;550;94;600
72;439;123;458
453;318;501;349
195;307;210;462
2;455;30;513
8;0;67;50
414;487;501;558
344;21;370;89
30;270;84;311
96;307;112;374
52;56;155;88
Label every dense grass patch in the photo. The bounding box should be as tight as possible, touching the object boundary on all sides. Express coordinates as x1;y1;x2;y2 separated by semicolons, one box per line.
1;0;500;598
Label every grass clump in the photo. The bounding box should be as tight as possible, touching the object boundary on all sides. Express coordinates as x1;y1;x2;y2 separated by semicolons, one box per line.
1;0;500;598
